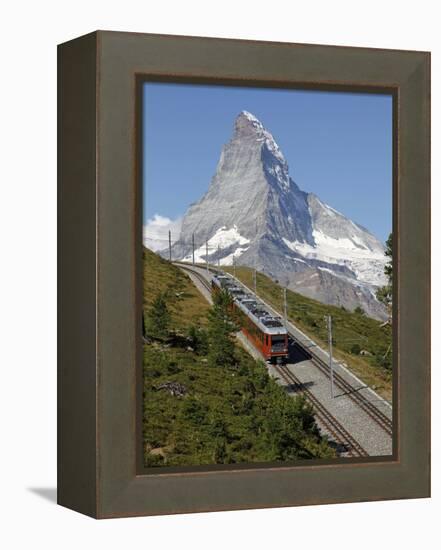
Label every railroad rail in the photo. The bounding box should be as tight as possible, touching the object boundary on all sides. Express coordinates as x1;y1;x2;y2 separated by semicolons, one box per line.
292;342;393;437
177;263;213;293
274;363;368;458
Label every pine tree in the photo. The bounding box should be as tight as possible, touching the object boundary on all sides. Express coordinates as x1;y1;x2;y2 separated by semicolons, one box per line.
384;232;393;283
376;232;393;311
207;289;238;367
145;292;171;339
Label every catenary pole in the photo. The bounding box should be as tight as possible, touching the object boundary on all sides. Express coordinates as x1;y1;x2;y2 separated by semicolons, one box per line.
217;244;220;268
192;233;195;265
168;230;172;262
253;268;257;295
283;287;287;327
206;240;209;273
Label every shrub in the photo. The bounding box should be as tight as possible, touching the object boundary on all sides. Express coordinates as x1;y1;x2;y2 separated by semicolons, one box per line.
167;361;180;374
144;453;165;467
186;325;208;354
181;397;207;424
351;343;361;355
213;439;227;463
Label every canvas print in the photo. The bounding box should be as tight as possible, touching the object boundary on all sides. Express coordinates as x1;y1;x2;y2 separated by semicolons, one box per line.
141;83;393;468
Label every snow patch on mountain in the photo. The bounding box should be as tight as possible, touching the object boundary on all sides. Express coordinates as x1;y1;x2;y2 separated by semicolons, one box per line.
207;225;250;249
182;225;250;264
282;225;386;287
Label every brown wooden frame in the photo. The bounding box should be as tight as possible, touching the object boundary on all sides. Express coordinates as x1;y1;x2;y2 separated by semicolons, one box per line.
58;30;430;518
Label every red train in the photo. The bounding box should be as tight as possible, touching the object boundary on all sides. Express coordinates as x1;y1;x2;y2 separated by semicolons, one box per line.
211;274;289;363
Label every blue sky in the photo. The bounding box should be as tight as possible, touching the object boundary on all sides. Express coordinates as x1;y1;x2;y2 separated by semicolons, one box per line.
143;83;392;243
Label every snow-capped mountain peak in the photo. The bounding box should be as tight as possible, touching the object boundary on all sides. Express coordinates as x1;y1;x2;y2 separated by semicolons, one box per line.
159;111;388;319
236;111;287;167
239;110;264;128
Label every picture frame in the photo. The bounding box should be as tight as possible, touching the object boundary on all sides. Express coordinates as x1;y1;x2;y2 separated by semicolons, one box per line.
58;30;430;518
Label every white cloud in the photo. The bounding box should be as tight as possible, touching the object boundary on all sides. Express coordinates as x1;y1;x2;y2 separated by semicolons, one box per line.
143;214;182;251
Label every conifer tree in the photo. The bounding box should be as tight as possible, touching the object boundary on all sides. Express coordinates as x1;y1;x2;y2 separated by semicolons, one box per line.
207;289;238;367
145;292;170;339
376;232;393;311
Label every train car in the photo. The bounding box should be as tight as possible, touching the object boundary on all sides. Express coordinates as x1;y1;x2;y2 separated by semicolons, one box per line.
211;274;289;364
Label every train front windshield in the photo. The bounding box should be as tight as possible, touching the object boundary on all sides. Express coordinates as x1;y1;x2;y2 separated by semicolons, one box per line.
271;335;287;352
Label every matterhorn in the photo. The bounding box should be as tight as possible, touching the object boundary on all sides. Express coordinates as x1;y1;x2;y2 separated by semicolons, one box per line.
168;111;388;320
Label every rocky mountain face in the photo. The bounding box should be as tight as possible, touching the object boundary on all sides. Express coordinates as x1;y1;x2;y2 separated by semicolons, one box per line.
168;111;388;320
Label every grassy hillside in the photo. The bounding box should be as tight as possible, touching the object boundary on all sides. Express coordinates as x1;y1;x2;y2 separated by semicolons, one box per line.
223;266;393;401
143;248;210;330
142;248;335;467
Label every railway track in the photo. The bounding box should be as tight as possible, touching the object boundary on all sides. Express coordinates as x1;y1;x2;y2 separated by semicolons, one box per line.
291;340;393;437
205;263;394;438
274;363;369;458
177;264;213;293
177;263;388;455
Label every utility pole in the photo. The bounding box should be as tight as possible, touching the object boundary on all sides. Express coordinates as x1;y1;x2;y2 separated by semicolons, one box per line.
206;240;209;273
233;255;236;277
168;230;172;262
283;287;287;327
192;233;195;265
217;244;220;268
253;268;257;295
326;315;335;399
